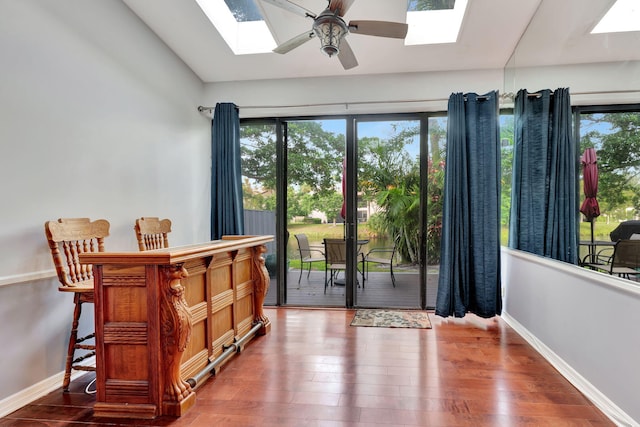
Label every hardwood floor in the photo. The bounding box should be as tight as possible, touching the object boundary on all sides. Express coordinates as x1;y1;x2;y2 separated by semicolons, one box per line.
1;308;614;426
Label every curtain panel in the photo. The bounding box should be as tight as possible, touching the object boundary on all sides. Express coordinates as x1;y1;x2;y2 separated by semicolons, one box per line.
508;88;577;263
211;103;244;240
436;92;502;318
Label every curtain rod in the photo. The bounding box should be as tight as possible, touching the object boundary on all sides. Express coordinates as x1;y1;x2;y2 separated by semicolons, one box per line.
196;89;640;113
196;95;511;112
197;98;452;113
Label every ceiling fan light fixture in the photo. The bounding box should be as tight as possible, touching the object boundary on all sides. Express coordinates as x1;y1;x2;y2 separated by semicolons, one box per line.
313;12;348;57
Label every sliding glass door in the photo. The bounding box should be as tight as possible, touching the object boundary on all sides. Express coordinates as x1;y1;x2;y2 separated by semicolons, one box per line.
240;113;446;309
354;118;422;308
284;119;347;307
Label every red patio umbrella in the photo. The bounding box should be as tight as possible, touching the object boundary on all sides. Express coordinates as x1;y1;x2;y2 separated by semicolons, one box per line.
579;148;600;250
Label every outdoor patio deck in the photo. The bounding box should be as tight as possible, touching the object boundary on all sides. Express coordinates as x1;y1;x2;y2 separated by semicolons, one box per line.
264;268;439;309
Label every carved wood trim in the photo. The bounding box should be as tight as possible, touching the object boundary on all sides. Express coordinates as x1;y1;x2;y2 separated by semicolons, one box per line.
211;289;234;312
159;264;194;404
103;322;147;344
252;244;270;325
190;301;208;323
105;379;150;396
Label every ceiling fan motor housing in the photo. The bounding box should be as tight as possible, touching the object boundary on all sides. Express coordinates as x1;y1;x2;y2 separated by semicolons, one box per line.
312;10;348;57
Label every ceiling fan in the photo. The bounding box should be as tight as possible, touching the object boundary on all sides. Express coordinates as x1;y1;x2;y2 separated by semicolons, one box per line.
261;0;409;70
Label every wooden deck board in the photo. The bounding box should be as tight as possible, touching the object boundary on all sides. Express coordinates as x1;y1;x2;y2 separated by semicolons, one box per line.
265;269;439;308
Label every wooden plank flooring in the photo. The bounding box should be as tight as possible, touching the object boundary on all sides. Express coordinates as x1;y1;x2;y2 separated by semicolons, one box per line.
0;308;614;426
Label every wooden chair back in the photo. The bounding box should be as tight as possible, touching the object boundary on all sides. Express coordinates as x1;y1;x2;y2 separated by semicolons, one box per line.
44;218;110;290
134;217;171;251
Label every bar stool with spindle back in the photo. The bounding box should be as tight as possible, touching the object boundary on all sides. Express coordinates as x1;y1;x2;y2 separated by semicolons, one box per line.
44;217;110;391
134;217;171;251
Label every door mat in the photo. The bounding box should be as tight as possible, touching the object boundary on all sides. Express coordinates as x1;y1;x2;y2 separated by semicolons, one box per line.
350;309;432;329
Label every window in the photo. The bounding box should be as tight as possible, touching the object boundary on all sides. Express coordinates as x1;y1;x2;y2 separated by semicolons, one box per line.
576;106;640;252
405;0;468;45
195;0;276;54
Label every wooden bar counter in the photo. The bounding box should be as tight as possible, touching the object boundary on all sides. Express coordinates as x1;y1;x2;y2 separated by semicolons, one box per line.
79;235;273;419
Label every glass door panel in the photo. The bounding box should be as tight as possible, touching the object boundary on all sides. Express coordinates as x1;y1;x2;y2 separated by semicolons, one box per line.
284;119;346;307
239;123;278;305
355;119;422;308
426;116;446;308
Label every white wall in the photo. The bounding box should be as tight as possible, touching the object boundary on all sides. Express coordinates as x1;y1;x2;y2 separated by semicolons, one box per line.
203;69;505;118
0;0;209;406
204;61;640;118
502;248;640;426
504;61;640;105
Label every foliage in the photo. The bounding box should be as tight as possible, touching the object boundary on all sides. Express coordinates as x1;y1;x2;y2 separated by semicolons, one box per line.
316;191;344;222
500;115;514;229
240;122;343;197
580;113;640;218
242;178;275;211
223;0;262;21
357;123;425;263
240;120;448;264
358;125;417;198
426;159;444;263
408;0;456;11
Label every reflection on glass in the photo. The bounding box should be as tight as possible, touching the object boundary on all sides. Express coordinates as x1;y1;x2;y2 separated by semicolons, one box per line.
240;124;277;304
578;111;640;256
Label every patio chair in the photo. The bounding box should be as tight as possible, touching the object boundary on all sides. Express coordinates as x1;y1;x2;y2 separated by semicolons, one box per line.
582;239;640;279
363;235;400;287
294;234;324;284
323;238;346;293
322;238;366;292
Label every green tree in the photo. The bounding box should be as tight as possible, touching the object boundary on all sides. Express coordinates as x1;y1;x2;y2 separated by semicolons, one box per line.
241;122;343;197
317;192;344;223
357;123;426;263
375;182;421;263
500;115;514;229
242;179;275;211
358;123;418;198
580;113;640;217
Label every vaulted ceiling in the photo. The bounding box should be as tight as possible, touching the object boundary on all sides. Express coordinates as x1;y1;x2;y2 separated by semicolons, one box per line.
122;0;640;83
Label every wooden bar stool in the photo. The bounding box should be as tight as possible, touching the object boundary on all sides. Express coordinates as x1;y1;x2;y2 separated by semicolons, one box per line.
44;218;110;391
134;217;171;251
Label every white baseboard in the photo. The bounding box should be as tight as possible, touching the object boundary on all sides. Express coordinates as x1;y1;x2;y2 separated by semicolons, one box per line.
0;361;94;418
501;312;638;427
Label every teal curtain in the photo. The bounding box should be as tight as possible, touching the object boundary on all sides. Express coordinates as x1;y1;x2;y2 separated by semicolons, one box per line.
436;92;502;318
211;103;244;240
509;88;577;263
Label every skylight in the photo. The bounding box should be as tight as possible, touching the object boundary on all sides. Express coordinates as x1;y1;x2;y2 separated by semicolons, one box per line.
591;0;640;34
195;0;276;55
405;0;468;45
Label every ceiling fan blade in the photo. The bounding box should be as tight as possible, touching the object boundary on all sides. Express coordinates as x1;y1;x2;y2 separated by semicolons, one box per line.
261;0;316;19
337;38;358;70
273;31;315;54
329;0;355;17
348;20;408;39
